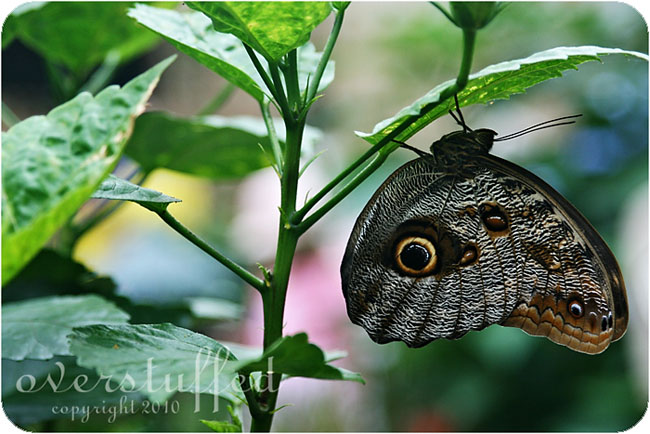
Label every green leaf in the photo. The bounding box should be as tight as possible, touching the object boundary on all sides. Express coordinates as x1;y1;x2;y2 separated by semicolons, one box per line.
68;323;242;403
2;295;130;361
234;333;365;384
128;4;264;102
1;56;175;284
201;420;242;433
201;405;242;432
91;174;181;213
7;2;165;76
186;1;331;62
357;46;649;145
128;5;334;102
125;111;323;179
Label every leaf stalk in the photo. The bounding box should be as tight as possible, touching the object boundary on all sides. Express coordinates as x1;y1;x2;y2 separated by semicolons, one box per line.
155;210;265;292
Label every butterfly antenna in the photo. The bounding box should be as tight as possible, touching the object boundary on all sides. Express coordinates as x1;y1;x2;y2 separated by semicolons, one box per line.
495;114;583;141
392;140;429;158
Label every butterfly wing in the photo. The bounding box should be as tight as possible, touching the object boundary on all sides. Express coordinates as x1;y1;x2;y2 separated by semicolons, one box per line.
341;155;628;354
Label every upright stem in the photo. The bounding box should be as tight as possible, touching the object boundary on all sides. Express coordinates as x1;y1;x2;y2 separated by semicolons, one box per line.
455;29;476;89
285;50;301;114
269;62;292;119
245;10;478;434
250;112;304;431
305;7;345;103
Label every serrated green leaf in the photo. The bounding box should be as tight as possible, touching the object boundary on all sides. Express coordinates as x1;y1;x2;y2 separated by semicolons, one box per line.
92;174;180;213
186;1;331;62
234;333;365;384
2;295;130;361
125;112;323;179
357;46;649;145
68;323;242;403
7;2;165;76
1;56;175;284
128;5;334;102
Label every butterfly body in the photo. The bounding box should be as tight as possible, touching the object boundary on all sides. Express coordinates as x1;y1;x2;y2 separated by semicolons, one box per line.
341;128;628;354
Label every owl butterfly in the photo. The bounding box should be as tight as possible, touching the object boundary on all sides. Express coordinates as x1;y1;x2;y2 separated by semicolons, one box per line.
341;101;628;354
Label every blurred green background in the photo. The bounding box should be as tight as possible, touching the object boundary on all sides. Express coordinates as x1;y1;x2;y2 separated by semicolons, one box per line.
2;1;647;431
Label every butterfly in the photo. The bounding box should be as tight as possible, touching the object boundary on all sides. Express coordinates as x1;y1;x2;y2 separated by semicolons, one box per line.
341;101;628;354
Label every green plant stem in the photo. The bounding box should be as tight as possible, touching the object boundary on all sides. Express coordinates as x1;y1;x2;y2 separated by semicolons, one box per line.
284;49;301;114
260;98;284;172
248;14;476;434
239;374;265;420
249;100;305;432
198;82;236;115
455;29;476;89
269;61;292;118
155;209;265;292
244;44;282;104
306;7;345;103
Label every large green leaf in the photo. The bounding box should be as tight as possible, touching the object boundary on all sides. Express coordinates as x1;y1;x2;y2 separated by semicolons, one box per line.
128;5;334;102
92;174;180;213
186;1;332;62
68;325;362;405
125;112;323;179
357;46;649;145
5;2;166;76
68;323;241;403
2;295;130;361
234;333;365;384
1;56;175;284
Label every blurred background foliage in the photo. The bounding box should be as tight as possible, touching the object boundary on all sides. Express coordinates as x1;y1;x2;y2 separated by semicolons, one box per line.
2;1;648;432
